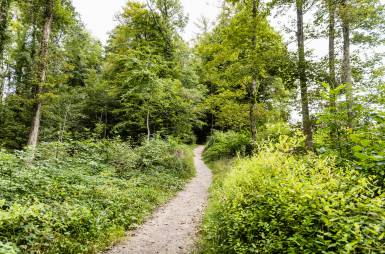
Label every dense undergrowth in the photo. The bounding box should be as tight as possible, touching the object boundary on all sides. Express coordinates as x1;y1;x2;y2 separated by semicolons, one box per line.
0;139;194;254
201;133;385;253
203;131;252;162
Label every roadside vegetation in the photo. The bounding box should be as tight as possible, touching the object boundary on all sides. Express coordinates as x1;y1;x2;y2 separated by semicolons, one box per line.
201;130;385;253
0;140;194;253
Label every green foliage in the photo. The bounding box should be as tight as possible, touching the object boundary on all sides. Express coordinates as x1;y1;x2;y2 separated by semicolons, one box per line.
316;84;385;181
201;138;385;253
256;121;292;143
102;1;203;142
350;113;385;180
195;2;293;134
0;139;194;253
203;131;252;162
0;95;33;149
135;139;194;177
0;241;19;254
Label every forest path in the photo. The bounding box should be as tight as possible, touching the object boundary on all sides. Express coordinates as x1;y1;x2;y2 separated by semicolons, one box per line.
104;146;212;254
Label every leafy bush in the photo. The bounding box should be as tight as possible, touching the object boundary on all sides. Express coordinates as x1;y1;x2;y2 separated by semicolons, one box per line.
350;113;385;181
202;139;385;253
204;131;252;162
105;141;140;177
135;139;194;178
256;122;292;143
0;139;194;253
316;110;385;182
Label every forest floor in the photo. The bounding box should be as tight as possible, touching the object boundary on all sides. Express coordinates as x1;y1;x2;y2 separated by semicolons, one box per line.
104;146;212;254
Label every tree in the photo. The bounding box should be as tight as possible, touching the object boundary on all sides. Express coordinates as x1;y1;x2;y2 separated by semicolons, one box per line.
296;0;314;151
0;0;11;60
340;0;353;127
28;0;54;149
0;0;11;99
338;0;385;127
271;0;314;150
103;1;203;142
327;0;337;107
250;0;258;143
196;1;293;139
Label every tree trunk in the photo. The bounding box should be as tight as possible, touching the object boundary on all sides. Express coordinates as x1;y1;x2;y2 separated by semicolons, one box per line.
341;0;353;127
0;0;11;98
146;108;151;141
249;0;258;143
328;0;337;107
328;0;339;149
28;0;54;149
296;0;314;151
0;0;11;60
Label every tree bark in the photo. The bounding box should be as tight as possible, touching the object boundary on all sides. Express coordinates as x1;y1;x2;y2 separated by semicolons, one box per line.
146;108;151;141
249;0;258;143
296;0;314;151
0;0;10;60
328;0;337;107
341;0;353;127
28;0;54;149
327;0;340;149
0;0;11;98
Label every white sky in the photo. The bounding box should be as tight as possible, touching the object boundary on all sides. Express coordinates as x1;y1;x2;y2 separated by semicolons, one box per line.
72;0;222;44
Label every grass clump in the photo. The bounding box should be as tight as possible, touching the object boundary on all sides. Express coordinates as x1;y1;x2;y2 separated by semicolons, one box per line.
201;137;385;253
0;139;194;254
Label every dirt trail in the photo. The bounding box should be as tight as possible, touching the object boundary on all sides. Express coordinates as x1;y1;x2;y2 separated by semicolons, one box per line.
104;146;212;254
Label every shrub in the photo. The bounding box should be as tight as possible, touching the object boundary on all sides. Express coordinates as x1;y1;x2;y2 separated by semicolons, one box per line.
135;139;193;176
204;131;252;162
349;114;385;181
256;122;292;143
0;139;194;253
104;141;140;177
202;140;385;253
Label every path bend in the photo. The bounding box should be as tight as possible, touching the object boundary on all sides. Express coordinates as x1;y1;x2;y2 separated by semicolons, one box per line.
104;146;212;254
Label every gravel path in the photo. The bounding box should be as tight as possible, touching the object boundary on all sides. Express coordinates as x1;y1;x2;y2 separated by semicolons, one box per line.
104;146;212;254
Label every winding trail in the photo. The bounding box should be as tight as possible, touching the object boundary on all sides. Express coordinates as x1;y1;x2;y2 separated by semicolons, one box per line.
104;146;212;254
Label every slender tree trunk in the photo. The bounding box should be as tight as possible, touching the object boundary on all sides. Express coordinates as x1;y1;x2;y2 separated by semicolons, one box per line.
146;108;150;141
104;109;108;139
0;77;3;101
328;0;337;107
341;0;353;127
249;0;258;143
327;0;345;153
0;0;11;98
28;0;54;149
328;0;339;148
0;0;10;60
296;0;314;151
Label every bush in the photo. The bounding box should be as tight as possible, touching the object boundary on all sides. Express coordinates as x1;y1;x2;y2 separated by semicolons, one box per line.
0;139;194;253
202;139;385;253
256;122;292;143
135;139;194;178
104;141;139;177
350;114;385;181
204;131;252;162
